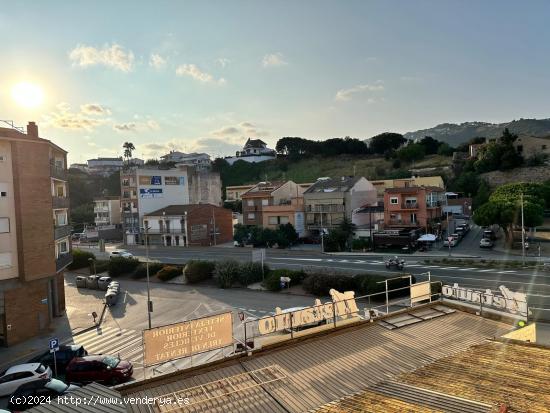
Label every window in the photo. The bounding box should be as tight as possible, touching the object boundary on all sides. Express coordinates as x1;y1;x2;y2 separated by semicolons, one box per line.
280;216;289;224
0;253;11;268
268;216;289;225
0;155;5;162
410;213;417;224
390;197;398;205
248;213;255;219
123;191;130;199
58;241;68;254
55;185;65;197
543;145;547;150
55;212;67;226
165;176;184;185
247;200;254;207
268;216;278;225
261;199;269;206
0;218;9;233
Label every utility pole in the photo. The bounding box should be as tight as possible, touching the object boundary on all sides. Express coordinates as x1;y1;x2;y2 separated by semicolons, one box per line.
145;226;152;329
521;192;525;266
320;208;324;253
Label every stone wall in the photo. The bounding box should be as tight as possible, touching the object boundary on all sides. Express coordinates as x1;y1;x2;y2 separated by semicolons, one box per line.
481;166;550;188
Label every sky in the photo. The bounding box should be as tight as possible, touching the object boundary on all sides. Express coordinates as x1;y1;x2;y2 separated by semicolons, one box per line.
1;0;550;164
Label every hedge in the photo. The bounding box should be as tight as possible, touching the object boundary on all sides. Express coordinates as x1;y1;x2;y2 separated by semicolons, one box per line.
184;260;216;284
237;262;270;286
157;266;183;281
68;249;95;270
132;262;164;279
107;257;140;277
263;269;306;292
214;260;241;289
301;272;416;298
93;260;110;274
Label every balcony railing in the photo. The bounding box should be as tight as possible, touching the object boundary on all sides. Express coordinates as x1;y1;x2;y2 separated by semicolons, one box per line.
52;196;70;209
56;253;73;272
54;225;72;240
144;228;185;234
426;201;442;208
94;207;109;213
401;202;419;209
50;162;67;181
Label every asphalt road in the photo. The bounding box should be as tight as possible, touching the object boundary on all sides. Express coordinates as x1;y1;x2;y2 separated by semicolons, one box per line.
87;243;550;295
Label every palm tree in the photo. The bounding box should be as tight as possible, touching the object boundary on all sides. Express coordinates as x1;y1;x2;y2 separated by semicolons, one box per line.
123;142;135;165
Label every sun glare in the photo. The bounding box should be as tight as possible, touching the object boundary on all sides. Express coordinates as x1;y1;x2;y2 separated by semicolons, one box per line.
11;82;44;108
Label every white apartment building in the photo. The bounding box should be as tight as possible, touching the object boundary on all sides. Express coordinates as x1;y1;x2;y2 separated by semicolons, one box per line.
93;197;121;226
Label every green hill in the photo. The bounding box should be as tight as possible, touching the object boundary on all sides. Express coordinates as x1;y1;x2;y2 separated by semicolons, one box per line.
214;154;452;188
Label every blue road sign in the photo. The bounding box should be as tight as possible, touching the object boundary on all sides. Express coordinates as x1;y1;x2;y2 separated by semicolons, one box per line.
49;338;59;350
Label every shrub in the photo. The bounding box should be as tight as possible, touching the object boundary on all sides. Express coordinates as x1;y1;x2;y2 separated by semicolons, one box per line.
93;260;110;274
157;265;183;281
237;262;270;286
215;260;241;288
132;262;164;279
355;273;416;299
262;269;306;291
302;273;357;296
184;260;216;284
107;257;140;277
351;238;371;251
68;249;96;270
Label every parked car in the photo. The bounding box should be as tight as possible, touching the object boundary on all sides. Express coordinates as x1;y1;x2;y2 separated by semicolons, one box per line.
109;250;133;259
479;238;494;248
28;345;87;374
7;378;80;411
443;238;457;247
65;355;133;385
483;230;497;240
0;364;52;397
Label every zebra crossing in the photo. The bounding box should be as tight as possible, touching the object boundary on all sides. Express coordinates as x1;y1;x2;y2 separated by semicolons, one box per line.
65;326;146;366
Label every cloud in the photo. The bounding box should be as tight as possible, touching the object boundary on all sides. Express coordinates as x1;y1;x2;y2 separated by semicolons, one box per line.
80;103;111;115
262;52;288;68
113;118;161;133
335;81;384;102
69;43;134;72
175;64;226;84
211;126;240;137
44;102;108;131
239;121;255;128
143;143;166;151
149;53;167;69
216;58;230;68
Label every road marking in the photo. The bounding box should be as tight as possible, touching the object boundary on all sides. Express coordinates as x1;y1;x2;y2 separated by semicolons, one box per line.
458;268;478;271
477;269;494;272
406;264;422;267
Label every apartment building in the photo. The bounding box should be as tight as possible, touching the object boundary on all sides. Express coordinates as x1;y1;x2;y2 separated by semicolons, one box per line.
93;196;121;226
0;122;71;346
160;151;212;171
384;186;445;230
226;182;311;203
370;176;445;200
121;165;222;245
143;204;233;247
241;181;305;228
304;177;377;233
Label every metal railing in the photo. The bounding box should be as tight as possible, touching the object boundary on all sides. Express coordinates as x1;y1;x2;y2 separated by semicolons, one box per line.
239;281;442;352
56;253;73;272
50;162;67;180
52;196;70;209
54;225;72;240
401;202;419;209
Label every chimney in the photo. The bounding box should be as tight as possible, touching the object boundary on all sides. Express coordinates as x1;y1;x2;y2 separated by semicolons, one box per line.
27;122;38;139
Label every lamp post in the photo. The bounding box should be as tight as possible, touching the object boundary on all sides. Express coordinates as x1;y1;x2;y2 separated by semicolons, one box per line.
521;193;525;266
144;226;152;329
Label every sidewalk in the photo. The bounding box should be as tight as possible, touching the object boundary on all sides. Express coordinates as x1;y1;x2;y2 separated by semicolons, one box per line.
0;272;105;371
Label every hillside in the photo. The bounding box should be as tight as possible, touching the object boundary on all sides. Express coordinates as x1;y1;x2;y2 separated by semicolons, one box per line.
404;118;550;146
215;154;452;188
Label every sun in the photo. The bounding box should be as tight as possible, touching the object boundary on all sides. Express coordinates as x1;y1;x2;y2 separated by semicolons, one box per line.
11;82;45;108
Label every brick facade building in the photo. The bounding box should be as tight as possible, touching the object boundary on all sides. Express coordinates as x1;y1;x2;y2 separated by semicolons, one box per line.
0;122;71;346
143;204;233;247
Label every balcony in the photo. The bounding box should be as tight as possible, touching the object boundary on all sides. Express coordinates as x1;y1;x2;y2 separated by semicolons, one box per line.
54;225;72;240
56;253;73;272
426;201;442;208
50;162;67;181
401;202;419;209
94;206;109;213
52;196;70;209
144;228;185;234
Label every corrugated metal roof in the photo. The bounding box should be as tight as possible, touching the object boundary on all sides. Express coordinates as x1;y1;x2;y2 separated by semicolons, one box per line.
26;382;126;413
122;310;509;413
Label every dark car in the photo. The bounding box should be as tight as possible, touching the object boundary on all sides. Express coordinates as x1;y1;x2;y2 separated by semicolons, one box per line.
65;355;133;386
28;345;87;373
7;378;79;411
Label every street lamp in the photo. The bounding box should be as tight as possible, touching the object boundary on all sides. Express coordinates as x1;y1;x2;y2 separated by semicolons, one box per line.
144;226;152;329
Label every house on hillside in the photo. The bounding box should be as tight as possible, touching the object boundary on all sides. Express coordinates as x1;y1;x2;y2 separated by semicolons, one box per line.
225;139;276;165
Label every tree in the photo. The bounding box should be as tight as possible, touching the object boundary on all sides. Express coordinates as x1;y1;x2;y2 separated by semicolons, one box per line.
473;179;491;208
70;204;94;232
418;136;440;155
233;224;249;245
277;223;299;246
368;133;406;155
123;142;135;165
473;182;545;243
437;142;454;156
451;171;480;197
396;143;426;162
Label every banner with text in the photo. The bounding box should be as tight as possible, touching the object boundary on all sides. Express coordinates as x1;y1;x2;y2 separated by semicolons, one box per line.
143;312;233;366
